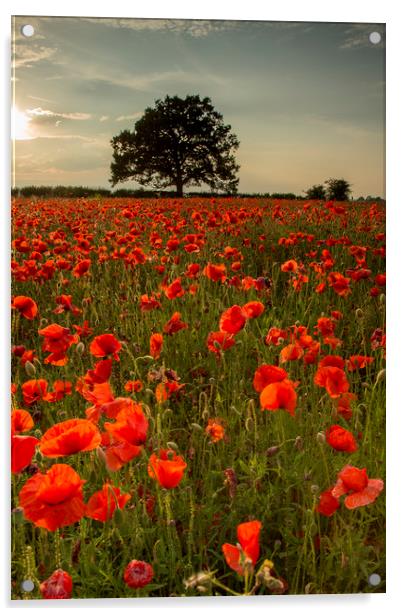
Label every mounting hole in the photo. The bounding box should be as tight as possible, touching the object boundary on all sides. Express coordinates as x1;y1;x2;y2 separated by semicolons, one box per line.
368;573;381;586
21;24;34;38
21;579;34;592
369;32;381;45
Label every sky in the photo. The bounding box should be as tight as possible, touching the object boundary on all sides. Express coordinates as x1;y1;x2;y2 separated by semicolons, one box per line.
11;16;385;197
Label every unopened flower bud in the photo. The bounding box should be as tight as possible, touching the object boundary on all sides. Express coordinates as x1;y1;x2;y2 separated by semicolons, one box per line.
24;361;36;377
316;432;326;444
75;342;85;355
266;446;280;457
355;308;364;319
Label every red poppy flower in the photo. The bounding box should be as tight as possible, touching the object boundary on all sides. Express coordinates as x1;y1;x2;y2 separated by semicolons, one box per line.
72;259;91;278
315;317;336;337
124;379;143;393
265;327;287;346
123;560;154;589
219;305;247;334
40;418;102;458
155;381;185;403
328;272;351;297
104;402;148;447
336;392;357;421
139;294;161;311
164;277;185;299
325;425;358;452
281;259;298;273
86;484;131;522
222;520;262;575
103;437;143;472
89;334;122;361
203;262;226;282
11;409;34;435
206;331;236;357
22;379;53;406
11;435;39;473
40;569;73;599
314;366;350;398
163;312;188;335
331;465;384;509
316;488;340;516
12;296;38;319
318;355;345;370
84;359;113;385
260;380;297;416
150;333;163;359
346;355;374;372
242;301;265;319
38;324;78;366
185;263;201;278
148;449;187;489
19;463;86;531
253;365;288;393
279;343;304;364
205;418;225;443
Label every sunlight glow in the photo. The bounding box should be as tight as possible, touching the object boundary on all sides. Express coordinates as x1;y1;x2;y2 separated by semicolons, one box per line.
11;106;33;141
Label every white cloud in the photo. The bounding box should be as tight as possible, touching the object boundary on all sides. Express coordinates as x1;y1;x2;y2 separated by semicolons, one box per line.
81;17;238;38
115;113;141;122
99;115;109;122
12;45;57;69
26;107;91;121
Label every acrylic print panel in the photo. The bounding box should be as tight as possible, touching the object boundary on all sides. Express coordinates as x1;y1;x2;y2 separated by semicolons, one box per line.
11;16;385;599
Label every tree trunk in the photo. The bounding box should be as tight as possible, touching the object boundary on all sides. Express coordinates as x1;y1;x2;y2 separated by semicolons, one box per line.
176;175;183;198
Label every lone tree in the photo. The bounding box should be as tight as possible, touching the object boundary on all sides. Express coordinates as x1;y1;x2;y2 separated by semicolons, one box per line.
325;178;351;201
110;94;240;197
305;184;326;200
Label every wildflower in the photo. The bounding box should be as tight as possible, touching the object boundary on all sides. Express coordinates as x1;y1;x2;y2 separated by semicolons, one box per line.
150;333;163;359
11;409;34;434
11;435;39;473
325;425;358;452
242;301;265;319
219;305;247;334
206;331;235;357
89;334;122;361
39;418;101;458
260;380;297;416
12;296;38;319
314;366;350;398
332;465;384;509
148;449;187;489
203;262;226;282
253;365;287;392
40;569;73;599
163;312;188;335
123;560;154;589
19;463;86;531
316;488;340;516
205;418;225;443
38;324;78;366
222;520;262;576
86;484;131;522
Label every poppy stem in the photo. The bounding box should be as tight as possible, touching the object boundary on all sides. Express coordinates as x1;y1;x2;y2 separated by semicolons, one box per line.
54;529;62;569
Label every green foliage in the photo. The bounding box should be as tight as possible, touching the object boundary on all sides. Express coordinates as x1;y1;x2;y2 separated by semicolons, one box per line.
305;184;326;200
110;94;240;196
325;178;352;201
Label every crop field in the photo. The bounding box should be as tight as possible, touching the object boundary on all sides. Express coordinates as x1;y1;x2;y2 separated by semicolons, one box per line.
11;196;385;599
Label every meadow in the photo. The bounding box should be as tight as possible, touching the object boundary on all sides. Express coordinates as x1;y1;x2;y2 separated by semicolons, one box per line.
11;196;385;599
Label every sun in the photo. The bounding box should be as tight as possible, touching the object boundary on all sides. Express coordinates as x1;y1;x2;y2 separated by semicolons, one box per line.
11;106;33;140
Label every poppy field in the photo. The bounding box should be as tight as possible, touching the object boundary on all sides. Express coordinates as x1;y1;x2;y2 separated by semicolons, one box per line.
11;196;385;599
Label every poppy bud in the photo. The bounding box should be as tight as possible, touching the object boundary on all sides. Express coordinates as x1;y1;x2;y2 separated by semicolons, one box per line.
166;441;179;451
355;308;364;319
75;342;85;355
33;357;42;367
375;369;385;385
191;423;203;431
316;432;326;444
24;361;36;377
379;293;385;304
310;484;320;494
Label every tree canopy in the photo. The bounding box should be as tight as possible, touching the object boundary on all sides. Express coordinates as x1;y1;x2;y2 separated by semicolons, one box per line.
110;94;240;197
